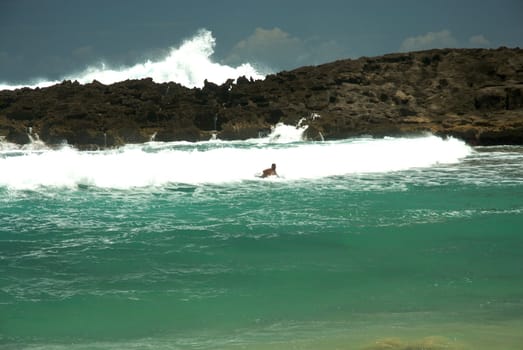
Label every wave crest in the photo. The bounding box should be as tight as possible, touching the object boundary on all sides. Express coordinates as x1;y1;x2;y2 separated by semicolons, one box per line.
0;134;472;190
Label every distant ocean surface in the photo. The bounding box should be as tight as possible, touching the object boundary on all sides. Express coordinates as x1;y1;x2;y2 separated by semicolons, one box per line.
1;124;522;350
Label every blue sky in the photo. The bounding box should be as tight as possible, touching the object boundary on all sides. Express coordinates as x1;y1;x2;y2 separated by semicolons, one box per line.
1;0;522;83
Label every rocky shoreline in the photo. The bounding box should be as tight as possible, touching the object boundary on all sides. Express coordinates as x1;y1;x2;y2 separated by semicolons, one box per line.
1;47;522;149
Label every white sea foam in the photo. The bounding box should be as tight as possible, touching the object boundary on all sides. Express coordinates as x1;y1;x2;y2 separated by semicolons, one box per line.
0;126;473;190
0;29;266;90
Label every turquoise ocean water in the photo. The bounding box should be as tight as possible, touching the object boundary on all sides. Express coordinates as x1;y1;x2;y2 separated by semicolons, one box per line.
1;129;522;350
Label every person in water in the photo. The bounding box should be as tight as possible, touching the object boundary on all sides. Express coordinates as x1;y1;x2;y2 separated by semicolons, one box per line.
261;163;278;178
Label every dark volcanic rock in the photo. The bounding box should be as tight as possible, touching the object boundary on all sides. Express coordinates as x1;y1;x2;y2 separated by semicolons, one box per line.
1;48;522;148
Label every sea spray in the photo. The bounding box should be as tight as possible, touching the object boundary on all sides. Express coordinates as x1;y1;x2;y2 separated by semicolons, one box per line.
0;29;267;90
265;120;309;143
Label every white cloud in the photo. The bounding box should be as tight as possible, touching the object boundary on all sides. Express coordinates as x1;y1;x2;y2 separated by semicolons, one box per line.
225;27;347;71
225;28;303;69
400;30;458;52
233;27;301;52
468;34;490;47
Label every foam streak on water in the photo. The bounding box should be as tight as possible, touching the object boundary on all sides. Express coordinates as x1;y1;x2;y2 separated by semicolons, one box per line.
0;131;471;190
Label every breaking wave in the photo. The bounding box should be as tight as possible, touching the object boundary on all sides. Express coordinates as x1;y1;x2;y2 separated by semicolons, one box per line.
0;29;267;90
0;125;472;190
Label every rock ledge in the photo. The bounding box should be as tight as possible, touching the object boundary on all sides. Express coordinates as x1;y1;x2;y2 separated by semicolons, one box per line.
1;47;522;148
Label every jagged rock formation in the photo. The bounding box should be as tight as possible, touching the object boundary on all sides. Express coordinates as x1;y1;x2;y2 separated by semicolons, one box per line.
1;47;522;148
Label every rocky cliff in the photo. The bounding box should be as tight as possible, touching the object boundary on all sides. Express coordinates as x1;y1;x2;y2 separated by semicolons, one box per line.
1;47;522;148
